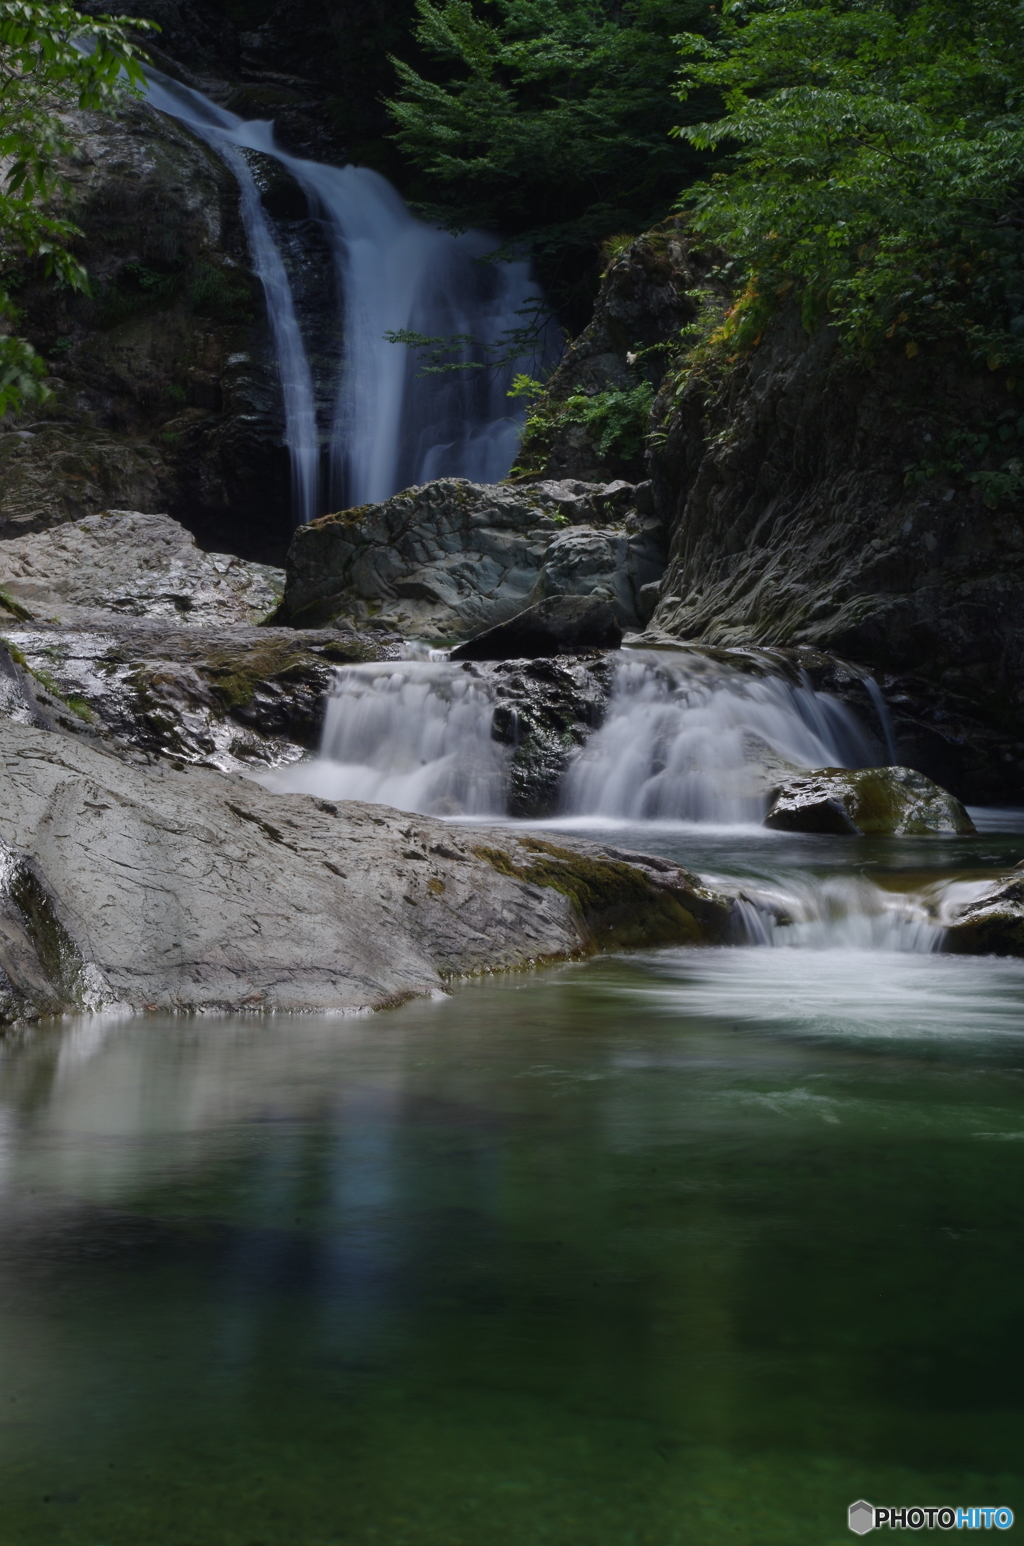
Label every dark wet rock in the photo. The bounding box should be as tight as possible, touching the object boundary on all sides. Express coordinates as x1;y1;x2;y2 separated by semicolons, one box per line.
647;298;1024;803
0;511;400;772
277;477;664;638
478;654;615;817
0;623;390;773
764;766;975;836
451;596;622;662
0;722;738;1023
0;833;106;1026
473;836;735;953
8;96;292;563
944;872;1024;957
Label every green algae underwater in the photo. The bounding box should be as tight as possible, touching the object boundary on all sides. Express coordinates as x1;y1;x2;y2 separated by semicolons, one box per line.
0;935;1023;1546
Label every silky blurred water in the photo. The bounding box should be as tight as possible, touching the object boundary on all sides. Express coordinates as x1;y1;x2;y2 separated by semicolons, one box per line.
2;914;1024;1543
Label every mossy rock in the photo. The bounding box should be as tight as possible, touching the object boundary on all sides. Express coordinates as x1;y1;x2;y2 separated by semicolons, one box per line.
764;766;975;836
474;837;734;951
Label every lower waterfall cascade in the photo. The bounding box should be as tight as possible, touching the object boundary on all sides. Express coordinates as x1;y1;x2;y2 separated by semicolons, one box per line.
259;648;967;955
143;68;548;520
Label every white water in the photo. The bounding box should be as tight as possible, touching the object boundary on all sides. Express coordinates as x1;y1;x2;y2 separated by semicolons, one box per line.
143;71;321;523
258;649;972;957
144;69;546;518
266;660;506;815
265;650;881;823
562;652;878;823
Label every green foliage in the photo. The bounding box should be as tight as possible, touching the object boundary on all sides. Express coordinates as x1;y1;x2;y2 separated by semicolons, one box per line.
383;322;545;375
674;0;1024;373
94;259;179;325
560;380;655;459
516;375;655;467
388;0;717;325
0;0;152;414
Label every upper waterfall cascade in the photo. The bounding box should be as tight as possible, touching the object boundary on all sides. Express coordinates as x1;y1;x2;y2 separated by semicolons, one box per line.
143;69;546;521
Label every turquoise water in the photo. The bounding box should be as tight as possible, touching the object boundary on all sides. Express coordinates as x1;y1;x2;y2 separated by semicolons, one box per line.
2;856;1024;1545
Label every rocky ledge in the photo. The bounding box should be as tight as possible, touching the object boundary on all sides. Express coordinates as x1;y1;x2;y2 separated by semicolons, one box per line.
274;476;667;637
0;722;736;1025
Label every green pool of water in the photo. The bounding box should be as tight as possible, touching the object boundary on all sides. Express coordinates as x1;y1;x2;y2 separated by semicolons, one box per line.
1;942;1023;1544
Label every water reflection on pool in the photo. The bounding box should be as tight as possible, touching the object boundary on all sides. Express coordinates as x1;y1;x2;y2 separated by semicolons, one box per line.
1;943;1023;1544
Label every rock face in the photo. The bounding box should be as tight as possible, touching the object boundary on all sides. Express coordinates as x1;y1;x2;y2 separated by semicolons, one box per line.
0;511;403;773
513;222;723;485
647;304;1024;802
764;766;976;836
451;596;622;662
277;477;666;638
10;96;293;562
479;654;615;817
0;722;736;1024
0;624;388;774
944;871;1024;956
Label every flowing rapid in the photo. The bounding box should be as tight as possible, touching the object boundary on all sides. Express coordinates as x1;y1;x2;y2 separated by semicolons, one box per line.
143;69;546;519
258;647;969;955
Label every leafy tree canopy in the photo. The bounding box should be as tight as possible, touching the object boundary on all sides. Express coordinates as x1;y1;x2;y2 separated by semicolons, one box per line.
675;0;1024;373
388;0;716;327
0;0;152;416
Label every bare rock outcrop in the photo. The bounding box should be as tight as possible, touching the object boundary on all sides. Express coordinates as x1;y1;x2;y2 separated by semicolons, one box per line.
0;509;283;628
276;477;666;638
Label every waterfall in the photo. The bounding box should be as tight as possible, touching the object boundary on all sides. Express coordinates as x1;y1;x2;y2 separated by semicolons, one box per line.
143;70;321;524
561;653;880;823
265;661;506;816
730;876;945;952
143;69;547;519
263;651;883;821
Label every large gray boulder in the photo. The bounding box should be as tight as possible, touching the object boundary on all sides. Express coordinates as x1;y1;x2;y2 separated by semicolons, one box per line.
944;869;1024;956
0;509;283;627
0;723;736;1023
276;477;666;638
764;766;975;835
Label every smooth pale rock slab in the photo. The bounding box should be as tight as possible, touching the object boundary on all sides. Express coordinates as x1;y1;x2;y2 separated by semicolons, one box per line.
0;724;735;1022
450;596;622;661
764;765;975;835
277;477;665;637
0;510;284;627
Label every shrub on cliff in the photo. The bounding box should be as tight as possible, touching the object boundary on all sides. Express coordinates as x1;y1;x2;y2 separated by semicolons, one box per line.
675;0;1024;375
388;0;717;326
0;0;151;416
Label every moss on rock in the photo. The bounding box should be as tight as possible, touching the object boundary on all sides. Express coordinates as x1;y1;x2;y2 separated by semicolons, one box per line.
474;836;733;951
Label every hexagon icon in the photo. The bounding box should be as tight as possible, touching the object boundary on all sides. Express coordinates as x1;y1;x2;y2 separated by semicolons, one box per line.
848;1500;875;1535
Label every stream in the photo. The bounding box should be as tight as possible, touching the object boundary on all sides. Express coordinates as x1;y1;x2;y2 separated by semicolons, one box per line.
2;651;1024;1541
